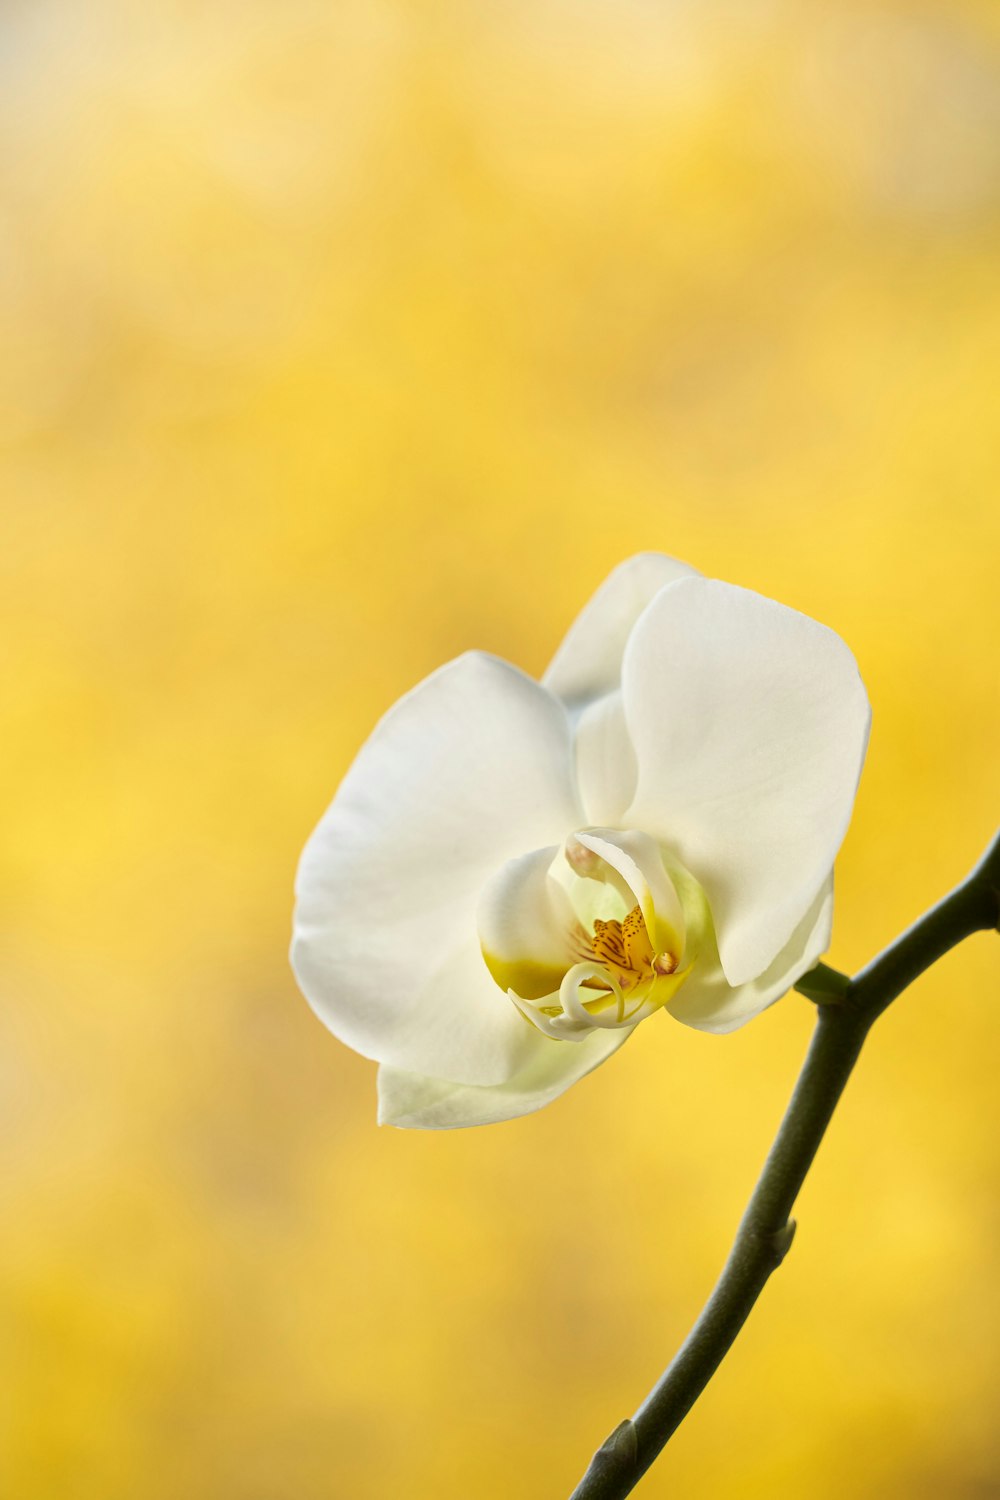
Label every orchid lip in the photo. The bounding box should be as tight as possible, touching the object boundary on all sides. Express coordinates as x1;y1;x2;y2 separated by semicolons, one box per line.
479;828;709;1042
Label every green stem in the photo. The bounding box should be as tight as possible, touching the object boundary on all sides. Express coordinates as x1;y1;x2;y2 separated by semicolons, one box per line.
570;830;1000;1500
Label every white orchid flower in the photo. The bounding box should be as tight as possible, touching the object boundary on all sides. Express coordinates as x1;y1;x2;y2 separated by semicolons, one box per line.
292;555;870;1129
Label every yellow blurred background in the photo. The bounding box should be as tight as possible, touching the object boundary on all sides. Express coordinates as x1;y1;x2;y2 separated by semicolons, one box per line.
2;1;999;1495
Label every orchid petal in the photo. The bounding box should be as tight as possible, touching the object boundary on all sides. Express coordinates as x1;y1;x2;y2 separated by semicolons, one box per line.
292;652;580;1085
623;579;869;986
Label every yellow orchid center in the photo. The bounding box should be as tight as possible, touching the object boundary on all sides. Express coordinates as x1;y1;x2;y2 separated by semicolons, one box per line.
588;906;678;992
482;832;711;1042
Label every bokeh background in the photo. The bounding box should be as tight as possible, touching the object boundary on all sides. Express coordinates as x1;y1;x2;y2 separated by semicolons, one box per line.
3;0;999;1495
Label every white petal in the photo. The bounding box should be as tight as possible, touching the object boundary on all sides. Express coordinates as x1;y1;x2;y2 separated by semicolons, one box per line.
668;877;834;1034
622;578;869;985
477;846;577;999
376;1027;630;1129
292;653;581;1085
573;691;637;826
543;553;698;711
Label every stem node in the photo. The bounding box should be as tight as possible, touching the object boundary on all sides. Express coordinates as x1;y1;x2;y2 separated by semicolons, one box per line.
571;1421;637;1499
767;1219;796;1266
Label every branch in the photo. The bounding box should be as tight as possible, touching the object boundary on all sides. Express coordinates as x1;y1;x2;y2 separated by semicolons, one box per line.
570;829;1000;1500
